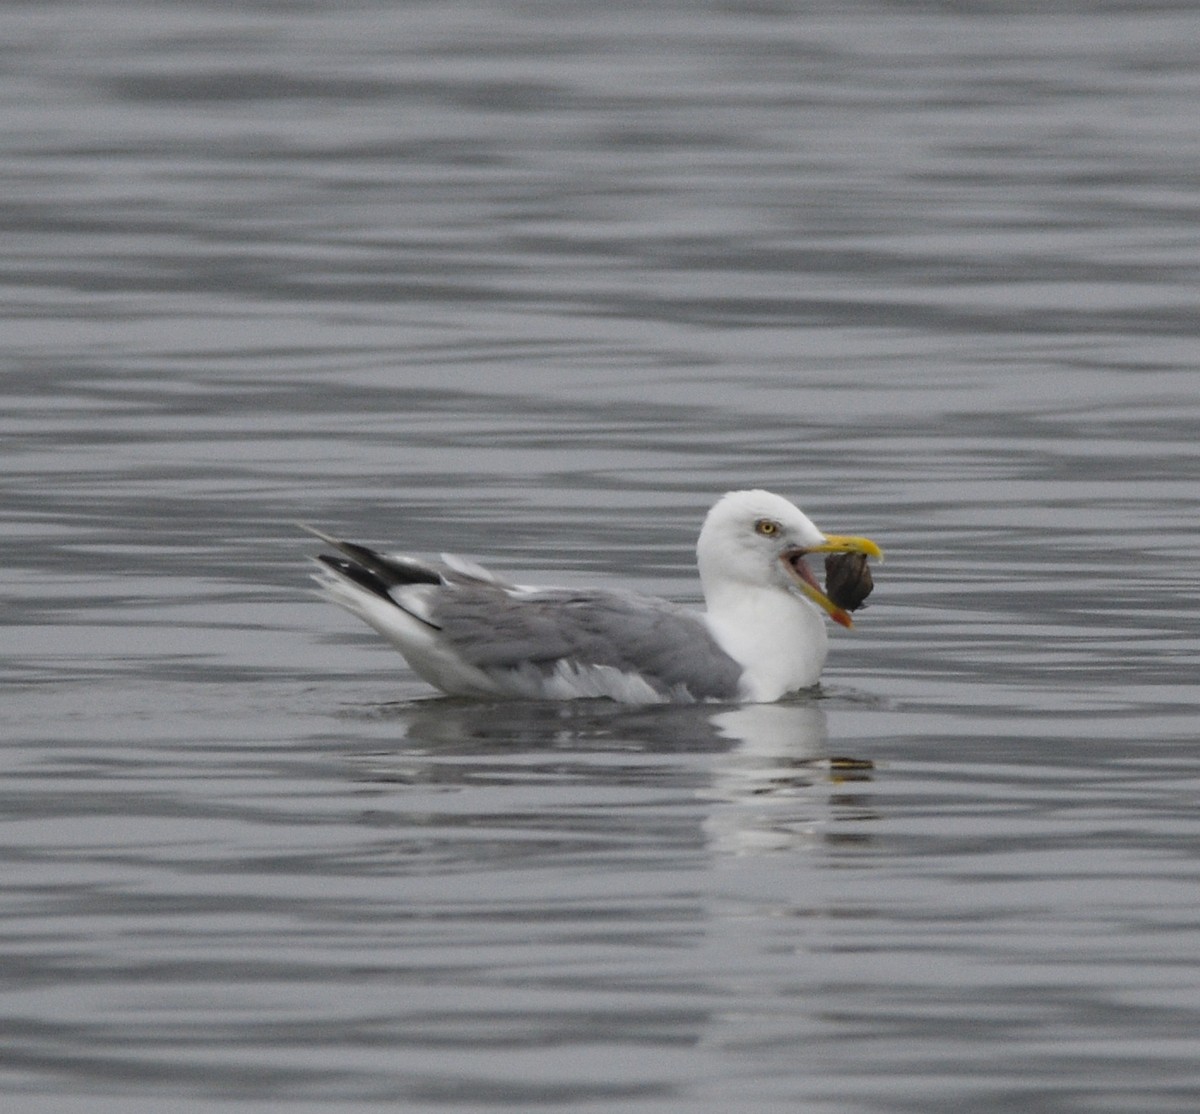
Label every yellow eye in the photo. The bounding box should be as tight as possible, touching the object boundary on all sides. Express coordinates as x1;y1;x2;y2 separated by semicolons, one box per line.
755;518;780;537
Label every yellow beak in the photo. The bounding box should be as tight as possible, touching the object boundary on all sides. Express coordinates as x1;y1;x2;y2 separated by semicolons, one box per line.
807;534;884;561
780;534;883;629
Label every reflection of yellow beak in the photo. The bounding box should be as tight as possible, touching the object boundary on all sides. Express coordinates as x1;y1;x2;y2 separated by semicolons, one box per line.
780;535;884;630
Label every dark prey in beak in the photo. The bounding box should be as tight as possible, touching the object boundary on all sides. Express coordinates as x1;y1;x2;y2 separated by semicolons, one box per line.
824;552;874;612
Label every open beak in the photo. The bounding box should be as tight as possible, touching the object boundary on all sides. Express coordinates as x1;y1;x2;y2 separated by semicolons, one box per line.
780;534;883;629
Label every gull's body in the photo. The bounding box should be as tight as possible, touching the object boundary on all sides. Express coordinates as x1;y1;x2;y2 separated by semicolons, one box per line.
304;490;881;704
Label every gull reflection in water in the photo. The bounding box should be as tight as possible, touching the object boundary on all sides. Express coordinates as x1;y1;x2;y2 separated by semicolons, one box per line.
339;696;876;857
701;702;877;856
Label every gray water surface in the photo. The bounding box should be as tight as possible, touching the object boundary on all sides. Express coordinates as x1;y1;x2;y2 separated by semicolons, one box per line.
4;1;1200;1111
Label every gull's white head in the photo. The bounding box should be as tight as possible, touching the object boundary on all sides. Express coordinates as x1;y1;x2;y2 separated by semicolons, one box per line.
696;489;882;628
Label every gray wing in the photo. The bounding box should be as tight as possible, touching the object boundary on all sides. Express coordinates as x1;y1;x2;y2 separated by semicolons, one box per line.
299;525;744;701
431;586;745;701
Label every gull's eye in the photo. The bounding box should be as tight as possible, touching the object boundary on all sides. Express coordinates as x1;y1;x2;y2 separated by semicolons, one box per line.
755;518;780;537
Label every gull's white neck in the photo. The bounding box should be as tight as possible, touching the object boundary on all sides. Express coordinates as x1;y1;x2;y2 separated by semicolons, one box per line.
702;582;829;702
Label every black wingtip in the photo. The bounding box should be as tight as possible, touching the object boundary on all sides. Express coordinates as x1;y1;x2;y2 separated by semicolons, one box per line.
315;554;395;601
303;524;445;590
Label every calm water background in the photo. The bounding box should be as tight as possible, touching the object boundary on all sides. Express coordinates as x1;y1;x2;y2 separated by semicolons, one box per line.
4;1;1200;1111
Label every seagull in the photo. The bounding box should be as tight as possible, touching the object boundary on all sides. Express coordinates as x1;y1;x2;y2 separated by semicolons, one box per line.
302;489;882;704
